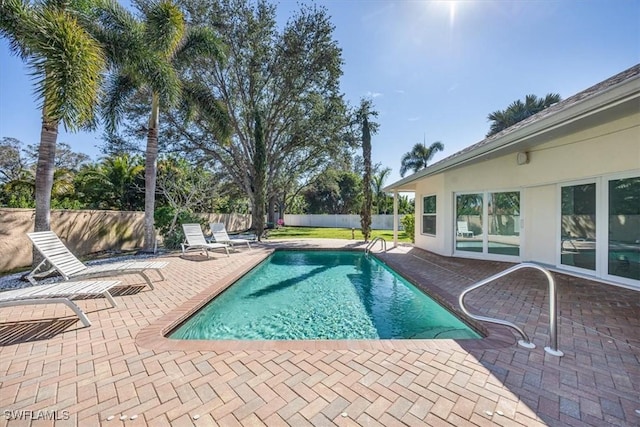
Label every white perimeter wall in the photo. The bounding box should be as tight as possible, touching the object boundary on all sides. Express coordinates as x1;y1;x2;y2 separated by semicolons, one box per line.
284;214;404;230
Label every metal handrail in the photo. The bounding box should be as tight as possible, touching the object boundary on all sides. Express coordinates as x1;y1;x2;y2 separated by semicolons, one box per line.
458;263;564;357
365;236;387;254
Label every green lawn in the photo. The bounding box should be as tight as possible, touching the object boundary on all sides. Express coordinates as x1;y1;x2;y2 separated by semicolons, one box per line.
265;226;412;242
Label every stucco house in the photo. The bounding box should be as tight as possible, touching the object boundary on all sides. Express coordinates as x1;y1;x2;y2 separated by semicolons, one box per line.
384;64;640;290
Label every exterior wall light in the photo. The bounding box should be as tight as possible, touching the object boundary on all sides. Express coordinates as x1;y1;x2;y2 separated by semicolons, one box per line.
516;152;530;165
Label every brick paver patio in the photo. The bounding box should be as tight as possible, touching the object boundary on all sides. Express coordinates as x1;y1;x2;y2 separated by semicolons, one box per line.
1;239;638;426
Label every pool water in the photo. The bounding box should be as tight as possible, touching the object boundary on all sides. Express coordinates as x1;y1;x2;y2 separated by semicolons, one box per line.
170;251;480;340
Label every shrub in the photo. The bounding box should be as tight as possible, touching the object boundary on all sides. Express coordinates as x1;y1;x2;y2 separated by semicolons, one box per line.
154;207;205;250
401;214;415;243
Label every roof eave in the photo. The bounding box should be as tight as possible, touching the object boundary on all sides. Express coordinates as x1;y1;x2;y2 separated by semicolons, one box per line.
383;72;640;193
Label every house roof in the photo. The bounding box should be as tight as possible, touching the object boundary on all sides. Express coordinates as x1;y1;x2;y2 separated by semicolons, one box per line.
383;64;640;192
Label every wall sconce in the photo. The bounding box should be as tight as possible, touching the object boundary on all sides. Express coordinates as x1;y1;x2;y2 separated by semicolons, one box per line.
516;152;529;165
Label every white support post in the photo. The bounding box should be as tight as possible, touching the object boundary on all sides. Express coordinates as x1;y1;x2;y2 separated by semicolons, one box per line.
393;190;399;248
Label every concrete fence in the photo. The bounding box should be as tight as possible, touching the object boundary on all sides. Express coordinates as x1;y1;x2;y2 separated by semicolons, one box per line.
0;208;250;273
283;214;404;230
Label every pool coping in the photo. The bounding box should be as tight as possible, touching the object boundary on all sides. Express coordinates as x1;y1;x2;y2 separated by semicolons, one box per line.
135;247;518;352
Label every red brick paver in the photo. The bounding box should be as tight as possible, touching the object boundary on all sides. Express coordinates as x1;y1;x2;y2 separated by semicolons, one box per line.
1;239;638;426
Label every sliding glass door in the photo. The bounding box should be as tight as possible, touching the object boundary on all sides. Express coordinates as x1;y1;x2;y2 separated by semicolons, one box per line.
559;173;639;287
488;192;520;256
607;176;640;282
455;193;483;253
560;183;596;271
455;191;520;258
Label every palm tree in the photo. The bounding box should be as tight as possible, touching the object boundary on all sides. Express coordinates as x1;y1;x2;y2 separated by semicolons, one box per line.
487;93;561;137
0;0;104;237
77;154;145;210
355;99;379;242
399;141;444;177
372;167;391;214
93;0;229;251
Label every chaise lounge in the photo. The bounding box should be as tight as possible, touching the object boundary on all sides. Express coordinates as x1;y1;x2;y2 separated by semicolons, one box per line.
181;224;230;258
209;222;252;250
0;279;121;327
27;231;168;289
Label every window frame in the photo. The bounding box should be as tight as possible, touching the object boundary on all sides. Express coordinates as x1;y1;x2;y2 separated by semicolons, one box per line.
421;194;437;236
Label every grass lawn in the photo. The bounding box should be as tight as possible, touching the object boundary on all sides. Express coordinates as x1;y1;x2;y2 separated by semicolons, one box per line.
265;226;412;243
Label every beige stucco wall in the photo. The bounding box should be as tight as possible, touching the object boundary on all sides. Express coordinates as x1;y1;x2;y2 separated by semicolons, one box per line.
411;110;640;272
0;209;146;273
414;174;446;254
0;209;251;273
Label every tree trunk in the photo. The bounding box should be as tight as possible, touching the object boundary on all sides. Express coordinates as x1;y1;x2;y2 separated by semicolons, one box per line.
253;111;266;240
33;117;58;265
361;116;372;242
143;98;160;252
267;195;276;223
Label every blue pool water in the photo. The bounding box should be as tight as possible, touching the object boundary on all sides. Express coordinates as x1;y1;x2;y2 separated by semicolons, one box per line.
170;251;480;340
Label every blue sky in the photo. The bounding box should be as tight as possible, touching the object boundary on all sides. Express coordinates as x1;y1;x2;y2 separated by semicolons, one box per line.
0;0;638;186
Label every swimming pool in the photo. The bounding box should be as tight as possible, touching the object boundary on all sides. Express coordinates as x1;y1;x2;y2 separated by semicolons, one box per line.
169;250;480;341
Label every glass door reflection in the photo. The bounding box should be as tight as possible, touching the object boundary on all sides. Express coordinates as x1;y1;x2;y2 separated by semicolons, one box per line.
488;192;520;256
608;176;640;281
456;194;483;252
561;183;596;271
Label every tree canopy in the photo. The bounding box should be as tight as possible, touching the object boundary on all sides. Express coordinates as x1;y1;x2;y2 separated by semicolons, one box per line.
163;0;348;232
399;141;444;177
487;93;561;137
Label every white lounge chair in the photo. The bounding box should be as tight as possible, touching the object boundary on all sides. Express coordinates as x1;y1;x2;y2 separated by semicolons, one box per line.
209;223;252;250
181;224;230;258
27;231;168;289
0;279;121;327
457;221;474;238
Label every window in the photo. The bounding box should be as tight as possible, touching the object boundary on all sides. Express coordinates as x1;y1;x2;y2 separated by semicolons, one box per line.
455;191;520;257
422;195;436;235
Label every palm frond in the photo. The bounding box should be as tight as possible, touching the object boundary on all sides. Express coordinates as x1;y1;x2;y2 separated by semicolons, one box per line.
138;53;181;106
144;0;184;57
28;7;105;130
101;72;138;133
91;0;145;68
0;0;39;60
172;26;226;66
181;80;231;143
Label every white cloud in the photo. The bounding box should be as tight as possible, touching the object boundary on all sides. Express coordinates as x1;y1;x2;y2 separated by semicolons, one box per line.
366;91;383;98
407;116;421;122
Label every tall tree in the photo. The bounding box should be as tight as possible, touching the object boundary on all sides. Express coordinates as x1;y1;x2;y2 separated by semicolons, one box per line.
93;0;229;251
487;93;561;137
399;141;444;177
0;138;35;207
0;0;104;240
25;142;90;171
303;169;362;214
354;99;379;242
0;137;29;184
168;0;347;230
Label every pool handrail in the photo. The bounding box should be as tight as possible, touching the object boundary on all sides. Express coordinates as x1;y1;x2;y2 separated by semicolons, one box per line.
365;236;387;254
458;262;564;357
